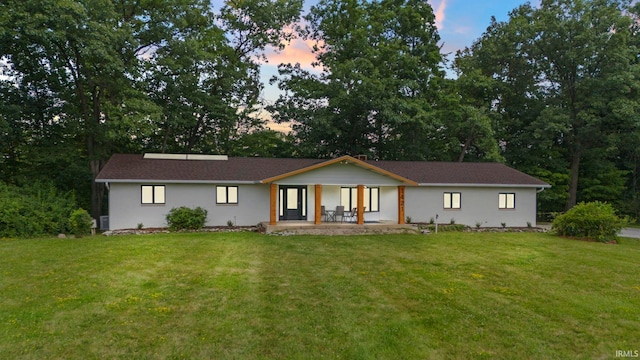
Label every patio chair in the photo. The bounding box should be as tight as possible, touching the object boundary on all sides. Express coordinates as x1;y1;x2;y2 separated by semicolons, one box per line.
321;206;326;222
347;207;366;223
344;208;357;223
335;205;345;222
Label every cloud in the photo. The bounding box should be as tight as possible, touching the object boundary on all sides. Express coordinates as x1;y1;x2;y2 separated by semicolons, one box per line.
430;0;447;30
262;37;320;72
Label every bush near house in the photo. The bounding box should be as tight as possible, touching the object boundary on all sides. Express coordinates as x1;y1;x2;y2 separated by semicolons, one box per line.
0;181;76;238
552;201;627;242
69;208;93;237
166;206;208;231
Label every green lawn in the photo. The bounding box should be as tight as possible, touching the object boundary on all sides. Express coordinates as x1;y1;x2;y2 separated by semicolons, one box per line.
1;232;639;359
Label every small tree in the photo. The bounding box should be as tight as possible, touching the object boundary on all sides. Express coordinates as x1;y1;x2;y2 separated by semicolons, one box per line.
166;207;208;231
552;201;627;243
69;208;93;238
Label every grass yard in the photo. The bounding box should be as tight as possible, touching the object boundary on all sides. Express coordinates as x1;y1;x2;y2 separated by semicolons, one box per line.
1;232;639;359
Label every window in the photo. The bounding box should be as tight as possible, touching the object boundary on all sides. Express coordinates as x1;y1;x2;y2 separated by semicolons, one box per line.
340;187;379;212
217;186;238;204
499;193;515;209
141;185;165;204
443;192;461;209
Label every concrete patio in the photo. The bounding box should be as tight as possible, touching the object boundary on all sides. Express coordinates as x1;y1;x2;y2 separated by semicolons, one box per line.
261;221;418;235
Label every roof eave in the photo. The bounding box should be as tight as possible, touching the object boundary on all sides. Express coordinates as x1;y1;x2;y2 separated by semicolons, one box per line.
417;183;551;188
95;179;259;184
260;155;418;186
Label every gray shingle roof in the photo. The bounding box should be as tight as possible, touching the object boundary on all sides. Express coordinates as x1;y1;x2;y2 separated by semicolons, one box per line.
96;154;549;187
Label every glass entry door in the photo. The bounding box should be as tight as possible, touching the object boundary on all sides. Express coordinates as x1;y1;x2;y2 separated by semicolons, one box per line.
279;186;307;220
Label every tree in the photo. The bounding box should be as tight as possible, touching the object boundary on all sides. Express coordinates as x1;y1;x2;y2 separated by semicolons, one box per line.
270;0;445;160
142;0;302;155
0;0;303;219
456;0;639;211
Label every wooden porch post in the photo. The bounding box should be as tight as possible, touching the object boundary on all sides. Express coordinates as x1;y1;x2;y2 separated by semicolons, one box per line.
269;183;277;225
314;184;322;224
398;185;405;224
357;184;364;225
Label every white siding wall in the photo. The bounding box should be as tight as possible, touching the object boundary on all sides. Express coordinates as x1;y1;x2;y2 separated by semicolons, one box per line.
404;186;538;227
108;183;269;230
107;183;539;229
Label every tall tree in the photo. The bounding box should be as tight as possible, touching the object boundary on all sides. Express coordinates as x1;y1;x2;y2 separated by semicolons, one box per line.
270;0;444;159
457;0;638;211
0;0;303;218
143;0;302;154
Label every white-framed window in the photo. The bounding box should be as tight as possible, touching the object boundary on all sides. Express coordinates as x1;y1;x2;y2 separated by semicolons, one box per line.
443;192;461;209
340;187;379;212
141;185;165;204
499;193;515;209
217;186;238;204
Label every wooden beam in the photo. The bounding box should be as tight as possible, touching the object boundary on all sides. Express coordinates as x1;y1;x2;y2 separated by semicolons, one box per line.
398;185;405;224
357;184;364;225
314;184;322;224
269;183;277;225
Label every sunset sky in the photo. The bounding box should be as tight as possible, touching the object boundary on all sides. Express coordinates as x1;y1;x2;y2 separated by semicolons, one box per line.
253;0;538;103
209;0;540;128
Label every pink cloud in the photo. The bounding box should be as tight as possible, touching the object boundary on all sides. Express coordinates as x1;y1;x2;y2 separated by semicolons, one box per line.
430;0;447;31
263;37;320;71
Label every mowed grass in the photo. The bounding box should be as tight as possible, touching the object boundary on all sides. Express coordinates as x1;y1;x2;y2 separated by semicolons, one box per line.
1;232;639;359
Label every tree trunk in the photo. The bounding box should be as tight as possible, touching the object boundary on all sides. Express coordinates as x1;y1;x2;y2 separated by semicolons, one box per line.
458;136;473;162
89;159;105;220
566;150;581;211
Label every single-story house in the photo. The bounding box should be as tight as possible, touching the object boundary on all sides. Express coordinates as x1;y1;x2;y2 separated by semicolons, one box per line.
95;153;550;230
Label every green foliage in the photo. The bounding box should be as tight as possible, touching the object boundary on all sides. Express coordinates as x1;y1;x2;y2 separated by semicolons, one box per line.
270;0;445;159
457;0;640;214
0;181;76;238
552;202;627;242
166;207;208;231
69;208;93;238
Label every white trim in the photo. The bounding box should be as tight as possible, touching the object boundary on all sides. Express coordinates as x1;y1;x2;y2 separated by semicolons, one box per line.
417;183;550;188
96;179;257;184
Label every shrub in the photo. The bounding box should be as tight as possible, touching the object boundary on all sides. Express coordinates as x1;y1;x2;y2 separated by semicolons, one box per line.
0;181;76;238
552;201;627;243
69;208;93;237
166;207;208;231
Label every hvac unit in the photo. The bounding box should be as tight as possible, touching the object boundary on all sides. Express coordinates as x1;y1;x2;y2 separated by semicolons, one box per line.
100;216;110;231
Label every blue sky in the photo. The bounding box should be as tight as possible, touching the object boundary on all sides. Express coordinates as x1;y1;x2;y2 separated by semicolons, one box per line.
257;1;539;104
209;0;540;128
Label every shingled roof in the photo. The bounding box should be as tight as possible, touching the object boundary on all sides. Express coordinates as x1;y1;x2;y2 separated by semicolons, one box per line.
96;154;549;187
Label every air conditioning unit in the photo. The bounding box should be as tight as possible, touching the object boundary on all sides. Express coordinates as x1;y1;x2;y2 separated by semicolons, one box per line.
100;216;110;231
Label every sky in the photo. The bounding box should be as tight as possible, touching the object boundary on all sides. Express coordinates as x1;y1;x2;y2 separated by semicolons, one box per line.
260;0;537;74
210;0;540;129
249;0;539;130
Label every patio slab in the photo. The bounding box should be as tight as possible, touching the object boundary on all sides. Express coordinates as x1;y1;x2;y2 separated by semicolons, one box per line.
261;221;419;235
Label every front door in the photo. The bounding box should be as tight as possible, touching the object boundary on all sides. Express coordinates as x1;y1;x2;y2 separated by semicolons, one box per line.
279;186;307;220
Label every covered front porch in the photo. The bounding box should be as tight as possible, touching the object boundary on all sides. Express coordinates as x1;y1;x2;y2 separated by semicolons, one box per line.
267;183;409;226
259;156;417;227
